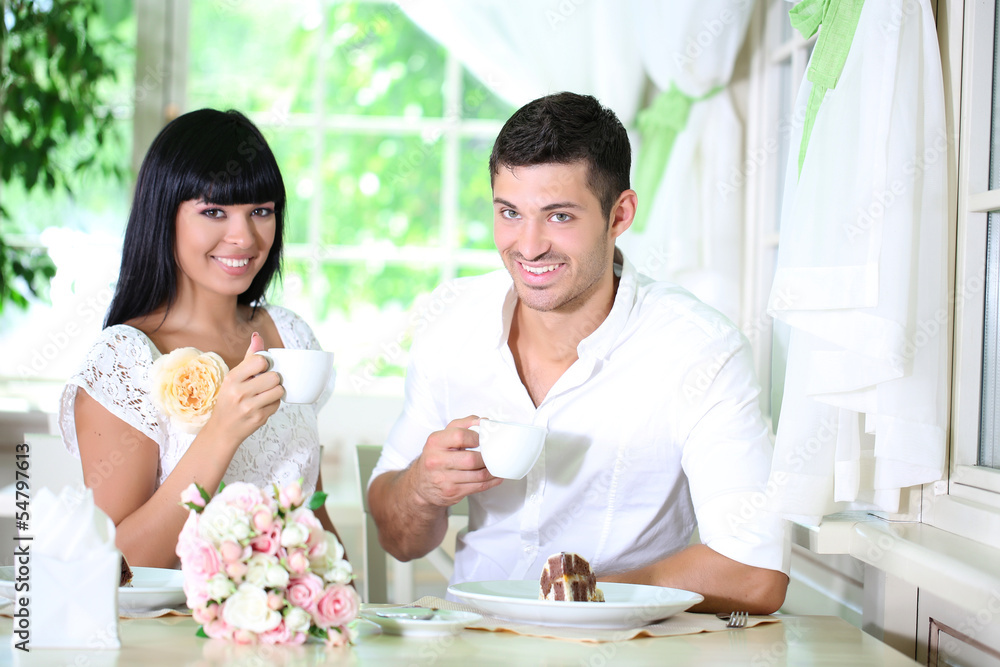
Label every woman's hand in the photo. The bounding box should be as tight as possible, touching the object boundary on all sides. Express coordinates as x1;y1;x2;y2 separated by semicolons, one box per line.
204;332;284;446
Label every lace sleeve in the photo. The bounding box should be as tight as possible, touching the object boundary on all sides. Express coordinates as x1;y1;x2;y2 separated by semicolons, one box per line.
265;305;333;412
58;326;166;457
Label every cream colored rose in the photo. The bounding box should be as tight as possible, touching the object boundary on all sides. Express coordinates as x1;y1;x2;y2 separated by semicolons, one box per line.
151;347;229;434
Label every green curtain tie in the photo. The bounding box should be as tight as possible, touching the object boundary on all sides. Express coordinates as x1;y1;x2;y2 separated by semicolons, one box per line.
632;83;723;233
789;0;865;175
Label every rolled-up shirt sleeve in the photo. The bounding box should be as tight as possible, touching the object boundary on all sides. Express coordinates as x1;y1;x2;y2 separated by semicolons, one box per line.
679;331;790;574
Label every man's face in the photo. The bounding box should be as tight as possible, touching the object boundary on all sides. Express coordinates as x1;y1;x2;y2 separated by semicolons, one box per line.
493;161;618;313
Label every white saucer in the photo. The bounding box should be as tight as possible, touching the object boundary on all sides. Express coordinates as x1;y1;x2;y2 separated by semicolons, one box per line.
360;606;481;637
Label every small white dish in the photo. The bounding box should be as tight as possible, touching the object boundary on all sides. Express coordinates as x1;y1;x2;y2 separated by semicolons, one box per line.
0;565;186;612
360;606;481;637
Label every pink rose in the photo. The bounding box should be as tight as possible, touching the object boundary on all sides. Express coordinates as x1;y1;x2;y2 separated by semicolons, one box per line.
252;508;274;533
250;524;281;557
267;592;285;611
183;574;210;610
226;561;248;581
259;621;294;645
192;603;218;625
180;536;222;580
219;540;246;564
325;626;350;648
175;512;201;561
279;481;304;509
233;629;257;645
180;483;206;508
286;548;310;576
203;618;233;641
286;573;324;611
217;482;267;513
312;584;359;629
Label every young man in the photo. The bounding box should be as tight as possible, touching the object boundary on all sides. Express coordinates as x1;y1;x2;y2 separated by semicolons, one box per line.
368;92;788;614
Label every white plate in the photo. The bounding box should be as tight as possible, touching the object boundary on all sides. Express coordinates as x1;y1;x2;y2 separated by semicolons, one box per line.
0;566;186;612
360;606;482;637
447;580;703;629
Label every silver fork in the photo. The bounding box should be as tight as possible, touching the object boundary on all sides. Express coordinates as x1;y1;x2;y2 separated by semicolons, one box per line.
725;610;748;629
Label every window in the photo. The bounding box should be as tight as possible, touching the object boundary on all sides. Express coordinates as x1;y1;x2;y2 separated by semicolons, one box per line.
182;1;512;393
744;0;815;424
926;0;1000;542
0;0;514;409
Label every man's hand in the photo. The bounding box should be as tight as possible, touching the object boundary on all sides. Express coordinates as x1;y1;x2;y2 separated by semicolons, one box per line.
410;415;503;508
368;415;503;562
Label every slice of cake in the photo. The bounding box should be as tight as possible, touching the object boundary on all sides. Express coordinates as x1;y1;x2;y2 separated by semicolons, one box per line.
538;552;605;602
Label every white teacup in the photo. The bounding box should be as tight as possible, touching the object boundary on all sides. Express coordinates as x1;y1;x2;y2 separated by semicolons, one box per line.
473;419;547;480
254;348;335;404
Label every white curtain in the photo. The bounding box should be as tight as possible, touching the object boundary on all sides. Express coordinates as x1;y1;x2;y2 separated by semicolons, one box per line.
398;0;645;123
766;0;948;524
619;1;753;323
400;0;755;323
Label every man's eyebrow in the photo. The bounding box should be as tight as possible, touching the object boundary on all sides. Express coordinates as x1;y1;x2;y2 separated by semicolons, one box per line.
492;197;584;211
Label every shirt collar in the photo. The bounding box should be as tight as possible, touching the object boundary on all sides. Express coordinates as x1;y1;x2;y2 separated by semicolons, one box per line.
493;247;638;360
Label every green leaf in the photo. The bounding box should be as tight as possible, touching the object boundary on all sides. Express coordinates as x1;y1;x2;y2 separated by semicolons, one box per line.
306;491;328;511
195;626;208;639
198;484;212;504
217;480;226;494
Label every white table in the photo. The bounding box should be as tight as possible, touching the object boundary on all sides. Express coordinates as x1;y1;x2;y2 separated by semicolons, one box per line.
0;613;920;665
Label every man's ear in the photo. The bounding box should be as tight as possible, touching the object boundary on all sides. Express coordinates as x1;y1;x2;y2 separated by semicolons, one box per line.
609;190;637;240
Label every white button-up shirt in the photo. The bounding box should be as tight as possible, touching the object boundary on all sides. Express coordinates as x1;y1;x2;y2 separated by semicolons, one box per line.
373;255;788;586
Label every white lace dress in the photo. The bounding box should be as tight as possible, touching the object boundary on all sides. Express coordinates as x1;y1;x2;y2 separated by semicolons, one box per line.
58;305;328;494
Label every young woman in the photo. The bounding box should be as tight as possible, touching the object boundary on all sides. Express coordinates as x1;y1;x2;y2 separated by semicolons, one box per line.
59;109;341;568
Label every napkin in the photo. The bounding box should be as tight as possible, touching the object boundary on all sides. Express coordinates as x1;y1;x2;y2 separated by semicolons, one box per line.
407;596;781;643
20;487;121;649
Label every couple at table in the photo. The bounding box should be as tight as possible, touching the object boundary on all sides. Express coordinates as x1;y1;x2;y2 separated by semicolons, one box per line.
60;93;788;615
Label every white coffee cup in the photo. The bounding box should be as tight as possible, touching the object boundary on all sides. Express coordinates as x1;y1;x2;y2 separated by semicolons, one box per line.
472;419;547;480
254;349;335;404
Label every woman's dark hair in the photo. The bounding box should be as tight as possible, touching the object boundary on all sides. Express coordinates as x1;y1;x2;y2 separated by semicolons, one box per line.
489;92;631;220
104;108;286;327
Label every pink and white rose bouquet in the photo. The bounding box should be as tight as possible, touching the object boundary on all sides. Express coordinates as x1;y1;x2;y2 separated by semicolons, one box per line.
176;480;357;647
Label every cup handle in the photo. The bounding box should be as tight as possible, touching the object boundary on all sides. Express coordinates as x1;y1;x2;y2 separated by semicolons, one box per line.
253;350;274;371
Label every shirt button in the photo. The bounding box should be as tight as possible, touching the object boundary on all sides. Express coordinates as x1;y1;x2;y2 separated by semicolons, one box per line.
523;545;533;553
529;494;539;504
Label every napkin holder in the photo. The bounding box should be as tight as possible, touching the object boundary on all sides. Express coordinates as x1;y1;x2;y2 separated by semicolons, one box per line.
18;488;121;650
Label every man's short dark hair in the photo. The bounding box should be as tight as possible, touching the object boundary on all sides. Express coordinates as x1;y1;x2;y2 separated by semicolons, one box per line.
489;92;631;220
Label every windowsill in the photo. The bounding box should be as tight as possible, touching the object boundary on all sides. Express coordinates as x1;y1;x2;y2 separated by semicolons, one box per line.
793;513;1000;614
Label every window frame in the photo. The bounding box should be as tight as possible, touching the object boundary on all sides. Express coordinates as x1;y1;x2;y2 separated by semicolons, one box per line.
922;0;1000;546
743;0;815;424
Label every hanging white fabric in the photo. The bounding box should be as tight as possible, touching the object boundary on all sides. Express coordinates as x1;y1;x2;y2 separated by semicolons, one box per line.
766;0;948;524
397;0;644;123
618;0;754;324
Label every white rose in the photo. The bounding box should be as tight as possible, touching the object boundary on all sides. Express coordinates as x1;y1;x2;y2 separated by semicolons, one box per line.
206;573;236;601
322;559;353;585
284;606;312;634
280;523;309;548
222;584;281;633
199;502;251;546
245;553;278;588
265;563;290;589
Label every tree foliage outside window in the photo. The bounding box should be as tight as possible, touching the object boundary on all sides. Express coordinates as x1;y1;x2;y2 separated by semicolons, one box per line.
0;0;131;313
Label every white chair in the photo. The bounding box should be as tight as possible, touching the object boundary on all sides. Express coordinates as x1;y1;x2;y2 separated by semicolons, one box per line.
0;433;84;518
355;444;467;603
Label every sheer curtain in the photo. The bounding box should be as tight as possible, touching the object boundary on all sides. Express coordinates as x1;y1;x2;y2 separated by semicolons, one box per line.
766;0;948;524
400;0;755;322
398;0;644;123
